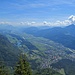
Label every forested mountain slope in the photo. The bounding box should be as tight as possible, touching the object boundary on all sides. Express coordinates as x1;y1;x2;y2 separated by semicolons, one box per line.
0;34;20;66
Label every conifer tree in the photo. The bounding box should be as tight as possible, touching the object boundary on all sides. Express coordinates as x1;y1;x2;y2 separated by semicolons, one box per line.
14;54;32;75
0;61;10;75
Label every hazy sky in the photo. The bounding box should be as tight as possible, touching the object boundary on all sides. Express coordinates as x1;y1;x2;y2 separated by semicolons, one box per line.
0;0;75;26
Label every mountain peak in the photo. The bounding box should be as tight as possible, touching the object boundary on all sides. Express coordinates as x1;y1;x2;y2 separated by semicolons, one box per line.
67;24;75;27
65;24;75;29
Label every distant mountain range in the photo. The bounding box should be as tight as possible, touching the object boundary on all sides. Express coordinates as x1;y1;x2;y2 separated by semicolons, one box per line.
22;24;75;49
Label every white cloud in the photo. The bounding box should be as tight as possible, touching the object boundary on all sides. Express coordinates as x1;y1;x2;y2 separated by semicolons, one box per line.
0;15;75;27
68;15;75;24
43;15;75;27
0;22;11;25
43;21;48;25
20;21;36;26
41;19;71;27
31;22;36;24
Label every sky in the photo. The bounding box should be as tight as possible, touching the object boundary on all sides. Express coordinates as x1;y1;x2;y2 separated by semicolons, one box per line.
0;0;75;26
